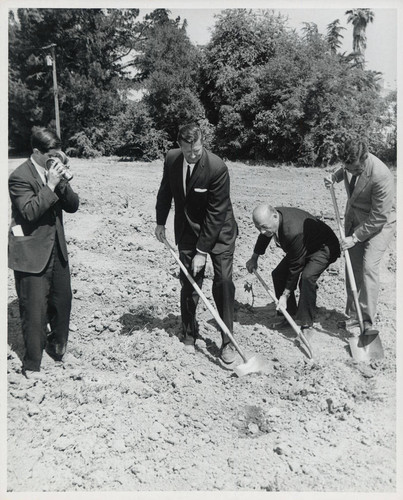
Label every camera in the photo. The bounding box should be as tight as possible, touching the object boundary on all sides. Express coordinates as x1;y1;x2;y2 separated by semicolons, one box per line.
45;150;73;181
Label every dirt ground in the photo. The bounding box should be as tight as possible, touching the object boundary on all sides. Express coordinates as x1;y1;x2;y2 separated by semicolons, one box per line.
6;156;397;492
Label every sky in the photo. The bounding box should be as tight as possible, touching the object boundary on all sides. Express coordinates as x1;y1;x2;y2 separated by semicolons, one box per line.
155;8;398;90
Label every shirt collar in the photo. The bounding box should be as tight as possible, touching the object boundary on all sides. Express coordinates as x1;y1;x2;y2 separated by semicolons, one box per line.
31;155;46;175
183;157;196;172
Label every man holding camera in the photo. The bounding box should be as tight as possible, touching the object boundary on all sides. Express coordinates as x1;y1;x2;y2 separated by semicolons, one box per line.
8;126;79;378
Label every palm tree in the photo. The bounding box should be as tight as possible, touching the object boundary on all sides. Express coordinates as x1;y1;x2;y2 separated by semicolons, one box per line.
345;9;374;66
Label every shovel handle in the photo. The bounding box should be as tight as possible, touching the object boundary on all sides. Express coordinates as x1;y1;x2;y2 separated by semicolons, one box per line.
328;184;365;334
162;237;248;363
253;270;313;359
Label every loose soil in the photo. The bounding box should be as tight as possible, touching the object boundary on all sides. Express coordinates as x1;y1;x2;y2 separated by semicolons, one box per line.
7;157;397;492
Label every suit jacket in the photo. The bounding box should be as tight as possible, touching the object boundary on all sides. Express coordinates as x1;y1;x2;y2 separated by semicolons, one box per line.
156;148;237;254
253;207;340;291
8;158;79;273
333;153;396;241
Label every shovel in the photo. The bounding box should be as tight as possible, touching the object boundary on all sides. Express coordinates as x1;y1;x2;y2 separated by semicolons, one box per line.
329;184;384;361
163;237;270;376
253;270;313;359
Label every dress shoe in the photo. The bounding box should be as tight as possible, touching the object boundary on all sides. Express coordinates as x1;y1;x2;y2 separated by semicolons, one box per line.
338;318;377;334
270;318;292;330
181;335;196;346
300;326;315;341
22;368;45;380
45;342;66;362
220;343;237;364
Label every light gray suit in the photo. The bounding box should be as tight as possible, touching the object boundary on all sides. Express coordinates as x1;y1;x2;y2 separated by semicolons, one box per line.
333;153;396;324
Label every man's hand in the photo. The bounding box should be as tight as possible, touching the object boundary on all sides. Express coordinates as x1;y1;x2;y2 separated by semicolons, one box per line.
276;294;288;312
341;236;355;251
47;161;64;190
192;252;206;275
246;254;259;273
155;225;166;243
324;174;335;189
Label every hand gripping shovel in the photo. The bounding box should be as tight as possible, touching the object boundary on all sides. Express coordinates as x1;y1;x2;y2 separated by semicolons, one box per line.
253;270;313;359
163;237;270;376
329;184;384;361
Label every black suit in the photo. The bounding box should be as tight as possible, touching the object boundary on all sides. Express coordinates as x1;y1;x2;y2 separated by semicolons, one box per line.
254;207;340;326
156;148;237;341
8;159;79;371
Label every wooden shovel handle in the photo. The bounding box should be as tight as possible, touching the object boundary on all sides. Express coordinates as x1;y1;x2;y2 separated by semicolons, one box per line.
162;237;248;363
328;184;365;333
253;270;313;359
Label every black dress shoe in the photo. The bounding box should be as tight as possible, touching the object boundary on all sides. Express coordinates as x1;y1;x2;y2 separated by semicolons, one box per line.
45;342;66;361
220;343;236;364
338;318;378;335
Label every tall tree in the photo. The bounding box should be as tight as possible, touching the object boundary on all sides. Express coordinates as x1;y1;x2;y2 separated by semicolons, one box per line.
132;9;205;142
8;8;140;153
345;8;374;67
326;19;346;54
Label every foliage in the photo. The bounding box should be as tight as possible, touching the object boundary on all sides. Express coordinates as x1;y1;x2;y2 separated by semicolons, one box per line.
201;9;395;165
326;19;346;54
8;8;140;152
106;101;171;160
133;9;206;143
8;8;395;165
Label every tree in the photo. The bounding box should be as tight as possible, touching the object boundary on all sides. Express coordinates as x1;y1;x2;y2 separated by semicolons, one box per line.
345;9;374;67
132;9;205;143
326;19;346;54
201;9;290;157
9;8;140;153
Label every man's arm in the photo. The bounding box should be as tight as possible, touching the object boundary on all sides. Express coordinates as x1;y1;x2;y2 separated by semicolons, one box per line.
9;174;59;223
155;157;173;228
55;180;79;213
353;171;394;242
196;166;230;253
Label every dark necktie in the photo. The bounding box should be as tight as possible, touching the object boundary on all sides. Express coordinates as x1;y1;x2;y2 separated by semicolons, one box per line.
185;164;191;192
349;175;357;196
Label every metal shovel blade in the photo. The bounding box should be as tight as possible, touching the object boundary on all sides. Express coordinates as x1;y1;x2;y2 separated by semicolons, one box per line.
348;333;384;362
233;354;270;377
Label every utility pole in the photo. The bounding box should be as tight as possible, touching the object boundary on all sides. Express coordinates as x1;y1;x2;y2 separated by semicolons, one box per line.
42;43;61;138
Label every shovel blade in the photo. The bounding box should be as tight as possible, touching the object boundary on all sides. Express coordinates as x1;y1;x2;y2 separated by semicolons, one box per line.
348;333;384;362
233;355;270;377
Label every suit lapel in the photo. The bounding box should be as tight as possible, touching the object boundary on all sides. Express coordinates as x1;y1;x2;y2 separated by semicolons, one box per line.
27;159;45;190
350;163;371;203
171;154;185;199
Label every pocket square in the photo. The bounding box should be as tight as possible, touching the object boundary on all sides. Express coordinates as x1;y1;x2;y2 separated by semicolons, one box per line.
194;188;207;193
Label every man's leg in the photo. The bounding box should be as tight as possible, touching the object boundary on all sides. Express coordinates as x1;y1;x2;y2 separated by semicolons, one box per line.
178;247;205;339
296;245;332;327
14;263;53;372
210;246;235;345
272;256;297;316
345;242;365;319
352;224;395;324
46;240;72;359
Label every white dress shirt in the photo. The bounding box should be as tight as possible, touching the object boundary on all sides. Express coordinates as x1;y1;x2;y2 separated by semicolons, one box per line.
31;155;48;185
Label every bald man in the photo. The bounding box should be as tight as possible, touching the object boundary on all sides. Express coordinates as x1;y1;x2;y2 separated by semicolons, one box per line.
246;204;340;335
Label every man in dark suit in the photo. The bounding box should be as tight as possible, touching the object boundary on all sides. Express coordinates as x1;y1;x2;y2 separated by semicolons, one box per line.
246;204;340;336
155;122;238;363
8;126;79;377
324;138;395;333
